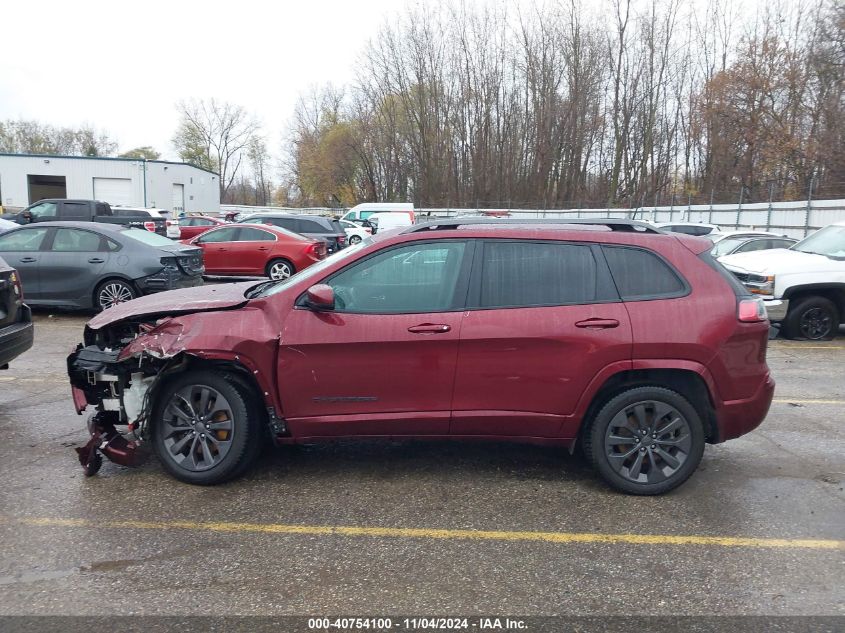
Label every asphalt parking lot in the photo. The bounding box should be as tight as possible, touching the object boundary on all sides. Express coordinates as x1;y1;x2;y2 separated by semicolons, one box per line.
0;311;843;617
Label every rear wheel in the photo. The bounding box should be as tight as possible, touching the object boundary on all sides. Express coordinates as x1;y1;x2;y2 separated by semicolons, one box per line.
266;258;295;280
94;279;136;311
782;296;839;340
151;370;263;485
585;386;705;495
349;235;362;245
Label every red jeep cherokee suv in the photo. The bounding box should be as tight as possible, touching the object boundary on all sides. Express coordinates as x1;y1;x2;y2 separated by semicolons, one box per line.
67;219;774;494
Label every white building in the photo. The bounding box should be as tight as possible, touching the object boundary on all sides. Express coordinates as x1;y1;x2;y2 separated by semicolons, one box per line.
0;153;220;214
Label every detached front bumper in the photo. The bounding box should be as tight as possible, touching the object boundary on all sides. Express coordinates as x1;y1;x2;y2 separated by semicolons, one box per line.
762;298;788;322
0;305;34;368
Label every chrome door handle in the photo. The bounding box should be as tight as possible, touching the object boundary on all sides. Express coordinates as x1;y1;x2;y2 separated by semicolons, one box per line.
407;323;451;334
575;318;620;329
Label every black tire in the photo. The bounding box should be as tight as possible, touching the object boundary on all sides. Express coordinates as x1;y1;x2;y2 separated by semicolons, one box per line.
151;370;263;485
349;235;362;245
782;296;839;340
584;386;705;495
94;279;136;311
266;258;295;281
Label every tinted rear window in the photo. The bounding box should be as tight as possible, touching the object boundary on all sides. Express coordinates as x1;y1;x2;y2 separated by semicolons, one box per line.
122;228;176;247
479;241;601;308
602;246;686;300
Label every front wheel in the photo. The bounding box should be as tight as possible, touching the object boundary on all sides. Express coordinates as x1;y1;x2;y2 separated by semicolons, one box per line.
151;371;263;485
782;296;839;340
585;386;705;495
266;258;295;280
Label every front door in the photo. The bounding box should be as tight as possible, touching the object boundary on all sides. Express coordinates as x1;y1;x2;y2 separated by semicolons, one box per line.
0;227;51;300
195;226;240;274
451;240;633;438
278;240;472;437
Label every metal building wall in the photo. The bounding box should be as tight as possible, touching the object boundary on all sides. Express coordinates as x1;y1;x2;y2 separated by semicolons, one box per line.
0;154;219;214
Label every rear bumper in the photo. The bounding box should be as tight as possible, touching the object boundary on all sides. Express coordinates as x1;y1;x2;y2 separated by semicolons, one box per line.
714;373;775;442
763;299;788;322
136;272;203;295
0;305;34;368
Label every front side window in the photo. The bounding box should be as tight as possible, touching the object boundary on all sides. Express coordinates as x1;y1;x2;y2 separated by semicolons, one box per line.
27;202;57;219
52;228;104;252
603;246;686;300
197;227;240;243
0;227;50;252
327;241;467;313
479;241;600;308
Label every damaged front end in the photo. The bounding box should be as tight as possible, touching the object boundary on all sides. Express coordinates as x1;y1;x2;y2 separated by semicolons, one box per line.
68;318;191;475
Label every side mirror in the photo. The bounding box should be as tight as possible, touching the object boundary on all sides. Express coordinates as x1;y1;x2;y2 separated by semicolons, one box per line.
305;284;335;311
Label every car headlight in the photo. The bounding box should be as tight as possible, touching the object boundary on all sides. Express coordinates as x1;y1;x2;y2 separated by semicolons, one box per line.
745;274;775;296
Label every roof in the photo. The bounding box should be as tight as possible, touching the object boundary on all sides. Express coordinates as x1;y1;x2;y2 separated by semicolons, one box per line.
0;152;219;177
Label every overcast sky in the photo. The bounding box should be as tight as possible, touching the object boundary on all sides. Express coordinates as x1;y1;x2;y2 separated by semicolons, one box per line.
0;0;406;160
2;0;763;164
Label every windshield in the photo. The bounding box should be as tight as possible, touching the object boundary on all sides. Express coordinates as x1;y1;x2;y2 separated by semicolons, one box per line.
711;237;747;257
250;237;373;298
791;225;845;258
122;228;178;247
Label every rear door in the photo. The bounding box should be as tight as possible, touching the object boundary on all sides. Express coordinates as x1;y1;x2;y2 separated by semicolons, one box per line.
451;239;632;438
227;226;276;274
0;227;51;300
38;228;110;305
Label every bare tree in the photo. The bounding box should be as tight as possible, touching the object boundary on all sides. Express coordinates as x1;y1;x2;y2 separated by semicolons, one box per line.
173;99;259;202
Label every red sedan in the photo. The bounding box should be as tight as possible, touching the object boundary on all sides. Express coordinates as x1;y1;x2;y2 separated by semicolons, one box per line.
178;215;228;240
181;223;326;279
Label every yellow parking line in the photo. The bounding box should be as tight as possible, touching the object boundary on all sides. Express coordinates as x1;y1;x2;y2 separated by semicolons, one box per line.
773;398;845;404
1;516;841;550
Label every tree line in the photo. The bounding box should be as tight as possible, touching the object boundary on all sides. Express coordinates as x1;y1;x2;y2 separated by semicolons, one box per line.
287;0;844;209
2;0;842;209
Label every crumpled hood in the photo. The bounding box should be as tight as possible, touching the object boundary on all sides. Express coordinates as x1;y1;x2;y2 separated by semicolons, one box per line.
719;248;837;275
87;281;257;330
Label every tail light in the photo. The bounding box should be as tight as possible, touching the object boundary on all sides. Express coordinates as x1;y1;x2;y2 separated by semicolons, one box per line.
10;271;23;301
160;257;179;272
337;235;346;245
143;221;156;232
307;242;327;259
738;297;767;322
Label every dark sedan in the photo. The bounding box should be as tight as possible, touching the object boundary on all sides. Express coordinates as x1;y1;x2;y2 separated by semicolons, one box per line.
238;214;347;253
0;255;33;368
0;222;204;311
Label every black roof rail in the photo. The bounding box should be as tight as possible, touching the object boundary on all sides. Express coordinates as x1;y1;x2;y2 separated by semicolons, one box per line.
403;217;664;234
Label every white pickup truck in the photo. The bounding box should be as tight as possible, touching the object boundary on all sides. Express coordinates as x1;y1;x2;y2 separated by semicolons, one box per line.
719;221;845;340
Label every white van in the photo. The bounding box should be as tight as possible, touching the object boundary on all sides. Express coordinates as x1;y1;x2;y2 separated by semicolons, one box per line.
342;203;415;224
368;212;414;234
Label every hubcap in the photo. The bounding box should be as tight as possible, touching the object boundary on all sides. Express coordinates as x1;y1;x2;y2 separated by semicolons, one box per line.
161;385;234;472
604;400;692;485
269;262;292;280
99;283;133;309
799;307;832;340
350;235;361;244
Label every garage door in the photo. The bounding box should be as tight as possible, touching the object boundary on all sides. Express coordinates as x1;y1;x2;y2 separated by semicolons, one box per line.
172;184;185;214
93;178;133;206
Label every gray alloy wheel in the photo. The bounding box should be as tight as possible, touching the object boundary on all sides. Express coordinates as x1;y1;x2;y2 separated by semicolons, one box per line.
151;371;263;485
349;234;362;244
603;400;693;485
586;386;705;495
267;259;294;280
96;280;135;310
783;296;839;340
160;384;235;472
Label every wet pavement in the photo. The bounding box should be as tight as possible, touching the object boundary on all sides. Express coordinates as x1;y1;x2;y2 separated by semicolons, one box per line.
0;311;842;616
